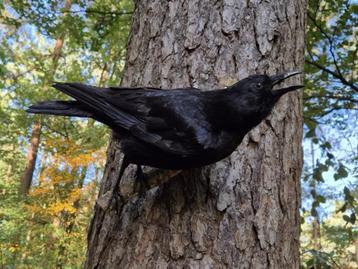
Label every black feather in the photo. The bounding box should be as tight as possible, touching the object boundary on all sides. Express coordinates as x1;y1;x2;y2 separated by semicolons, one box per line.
27;72;303;170
27;101;92;117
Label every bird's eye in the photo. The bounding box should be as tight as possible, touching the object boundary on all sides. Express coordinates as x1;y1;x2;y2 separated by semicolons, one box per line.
255;83;263;89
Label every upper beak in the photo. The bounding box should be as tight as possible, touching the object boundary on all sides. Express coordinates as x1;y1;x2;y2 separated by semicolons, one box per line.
270;71;304;97
271;71;302;86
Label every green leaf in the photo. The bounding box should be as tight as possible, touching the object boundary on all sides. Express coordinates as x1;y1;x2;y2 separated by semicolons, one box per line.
311;189;317;198
313;163;329;182
343;186;354;204
338;202;347;213
316;195;326;203
306;258;314;267
305;128;316;138
321;142;332;150
343;187;350;197
311;207;318;217
343;214;351;223
333;163;348;180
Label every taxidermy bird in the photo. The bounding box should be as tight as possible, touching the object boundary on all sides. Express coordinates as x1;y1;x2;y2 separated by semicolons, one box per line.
27;71;303;197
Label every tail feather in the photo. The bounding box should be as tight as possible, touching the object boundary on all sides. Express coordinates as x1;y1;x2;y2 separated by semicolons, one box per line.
27;82;139;131
52;83;118;119
52;83;139;129
27;101;92;118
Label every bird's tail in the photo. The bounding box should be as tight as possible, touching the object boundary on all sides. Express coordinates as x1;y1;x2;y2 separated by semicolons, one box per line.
27;82;105;118
27;82;123;126
27;83;136;129
27;100;92;118
50;82;122;120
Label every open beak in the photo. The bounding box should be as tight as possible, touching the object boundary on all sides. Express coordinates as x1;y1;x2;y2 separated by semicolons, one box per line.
270;71;304;97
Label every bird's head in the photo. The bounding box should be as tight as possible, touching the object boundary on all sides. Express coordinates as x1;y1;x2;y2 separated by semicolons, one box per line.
212;71;303;133
231;71;304;100
223;71;303;127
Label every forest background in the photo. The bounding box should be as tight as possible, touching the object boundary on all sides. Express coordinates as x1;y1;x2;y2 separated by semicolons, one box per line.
0;0;357;268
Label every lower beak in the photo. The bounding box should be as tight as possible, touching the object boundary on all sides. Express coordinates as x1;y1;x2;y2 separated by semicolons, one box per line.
270;71;304;97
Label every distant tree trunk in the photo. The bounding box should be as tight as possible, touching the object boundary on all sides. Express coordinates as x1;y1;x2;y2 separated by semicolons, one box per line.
86;0;306;268
19;0;72;195
19;120;41;195
312;218;321;250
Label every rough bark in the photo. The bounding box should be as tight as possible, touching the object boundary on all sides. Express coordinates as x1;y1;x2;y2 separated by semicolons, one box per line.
19;0;72;195
86;0;306;268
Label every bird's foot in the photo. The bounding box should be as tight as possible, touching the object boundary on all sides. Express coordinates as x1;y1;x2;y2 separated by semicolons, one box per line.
135;165;149;198
96;189;121;213
112;189;122;215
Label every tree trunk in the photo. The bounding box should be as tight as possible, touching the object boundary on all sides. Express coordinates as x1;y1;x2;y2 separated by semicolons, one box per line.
86;0;306;268
19;0;72;195
19;120;41;195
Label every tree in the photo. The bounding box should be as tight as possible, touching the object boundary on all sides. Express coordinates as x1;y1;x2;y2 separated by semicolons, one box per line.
0;1;132;267
301;1;357;266
85;0;306;268
19;0;72;196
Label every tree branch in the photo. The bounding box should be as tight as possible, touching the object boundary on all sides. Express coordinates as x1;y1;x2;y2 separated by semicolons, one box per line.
306;10;357;92
317;107;357;118
69;9;133;16
305;94;358;103
305;59;358;92
307;12;343;77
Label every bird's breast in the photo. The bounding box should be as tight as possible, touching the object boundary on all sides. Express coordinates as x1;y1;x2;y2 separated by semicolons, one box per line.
120;131;242;170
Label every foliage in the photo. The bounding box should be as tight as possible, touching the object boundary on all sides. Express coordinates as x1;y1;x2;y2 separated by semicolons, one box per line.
0;0;357;268
301;202;358;269
0;0;133;267
302;0;357;268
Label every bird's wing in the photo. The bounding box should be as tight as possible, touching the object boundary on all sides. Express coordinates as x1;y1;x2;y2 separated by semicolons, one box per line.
53;83;217;156
107;87;218;156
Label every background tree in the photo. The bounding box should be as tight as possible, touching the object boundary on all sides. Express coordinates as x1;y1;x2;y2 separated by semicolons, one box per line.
19;0;72;196
0;0;356;268
85;0;306;268
301;0;357;267
0;1;132;267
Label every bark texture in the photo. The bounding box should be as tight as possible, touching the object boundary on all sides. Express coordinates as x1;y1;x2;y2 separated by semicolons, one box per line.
86;0;306;268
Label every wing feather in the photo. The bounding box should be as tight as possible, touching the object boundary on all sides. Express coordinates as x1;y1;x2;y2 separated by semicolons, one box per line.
52;83;216;156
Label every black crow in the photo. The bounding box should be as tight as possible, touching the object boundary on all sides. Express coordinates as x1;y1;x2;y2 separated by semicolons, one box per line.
27;71;303;197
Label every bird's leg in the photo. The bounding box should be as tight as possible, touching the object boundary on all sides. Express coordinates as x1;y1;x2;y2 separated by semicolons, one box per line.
135;165;149;196
111;156;129;213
